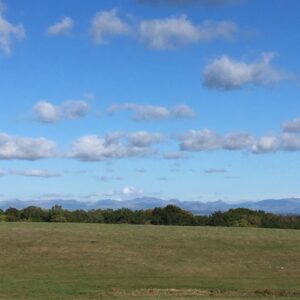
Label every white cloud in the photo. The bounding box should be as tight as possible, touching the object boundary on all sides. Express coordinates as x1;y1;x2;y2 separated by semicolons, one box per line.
47;17;73;36
0;3;25;55
108;103;195;121
179;129;258;152
0;133;57;160
69;131;162;161
203;53;288;90
10;169;61;178
90;9;130;44
33;101;60;123
179;129;222;151
33;100;89;123
282;117;300;133
121;186;143;197
223;133;254;150
178;129;300;154
138;15;237;50
102;186;144;200
127;131;164;147
251;135;279;154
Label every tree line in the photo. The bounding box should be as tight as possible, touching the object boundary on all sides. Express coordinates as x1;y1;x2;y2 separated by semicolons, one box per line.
0;205;299;229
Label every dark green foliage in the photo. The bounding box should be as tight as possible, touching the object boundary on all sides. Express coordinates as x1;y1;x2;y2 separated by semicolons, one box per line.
21;206;49;222
5;208;22;222
1;205;299;229
151;205;197;226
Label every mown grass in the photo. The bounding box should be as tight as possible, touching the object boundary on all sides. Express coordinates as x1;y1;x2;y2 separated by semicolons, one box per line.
0;222;299;299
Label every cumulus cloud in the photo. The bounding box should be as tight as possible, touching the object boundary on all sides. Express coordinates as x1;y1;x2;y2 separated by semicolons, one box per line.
282;117;300;133
203;53;288;90
108;103;195;121
127;131;164;147
33;101;60;123
222;133;254;150
0;133;57;160
178;129;300;154
69;131;163;161
0;2;25;54
10;169;61;178
178;129;259;152
179;129;223;151
47;17;73;36
33;100;89;123
251;135;279;154
138;16;237;50
90;9;130;44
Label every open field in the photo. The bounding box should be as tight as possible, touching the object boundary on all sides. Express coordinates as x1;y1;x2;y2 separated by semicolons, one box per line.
0;223;299;299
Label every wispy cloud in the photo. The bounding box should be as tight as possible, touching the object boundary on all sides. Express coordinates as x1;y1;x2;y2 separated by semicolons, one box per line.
108;103;195;121
138;16;237;50
46;17;73;36
10;169;61;178
97;175;123;182
0;1;25;54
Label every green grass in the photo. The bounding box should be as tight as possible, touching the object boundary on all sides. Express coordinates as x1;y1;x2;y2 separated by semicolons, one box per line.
0;223;299;299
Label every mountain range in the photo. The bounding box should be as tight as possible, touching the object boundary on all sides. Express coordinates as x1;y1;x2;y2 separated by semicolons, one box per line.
1;197;300;215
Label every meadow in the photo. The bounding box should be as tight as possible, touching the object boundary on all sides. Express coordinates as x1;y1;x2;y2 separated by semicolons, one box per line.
0;223;299;299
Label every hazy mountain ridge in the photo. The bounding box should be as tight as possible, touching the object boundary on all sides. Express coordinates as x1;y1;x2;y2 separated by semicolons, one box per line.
1;197;300;215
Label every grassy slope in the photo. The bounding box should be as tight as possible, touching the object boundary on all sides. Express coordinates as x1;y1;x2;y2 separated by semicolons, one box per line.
0;223;299;299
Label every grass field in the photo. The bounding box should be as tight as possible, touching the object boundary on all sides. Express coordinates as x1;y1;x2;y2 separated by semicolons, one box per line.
0;223;299;299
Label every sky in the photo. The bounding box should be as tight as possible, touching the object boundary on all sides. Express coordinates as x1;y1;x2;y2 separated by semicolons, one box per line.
0;0;300;202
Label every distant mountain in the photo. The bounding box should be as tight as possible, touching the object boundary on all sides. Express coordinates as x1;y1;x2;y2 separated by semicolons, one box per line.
0;197;300;215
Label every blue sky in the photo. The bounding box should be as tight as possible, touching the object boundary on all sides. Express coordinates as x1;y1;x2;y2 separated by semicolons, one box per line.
1;0;300;202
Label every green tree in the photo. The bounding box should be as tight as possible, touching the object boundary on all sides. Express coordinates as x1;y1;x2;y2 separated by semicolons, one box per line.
21;206;48;222
5;208;21;222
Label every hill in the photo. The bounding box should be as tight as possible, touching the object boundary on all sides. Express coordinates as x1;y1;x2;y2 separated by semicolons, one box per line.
1;197;300;215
